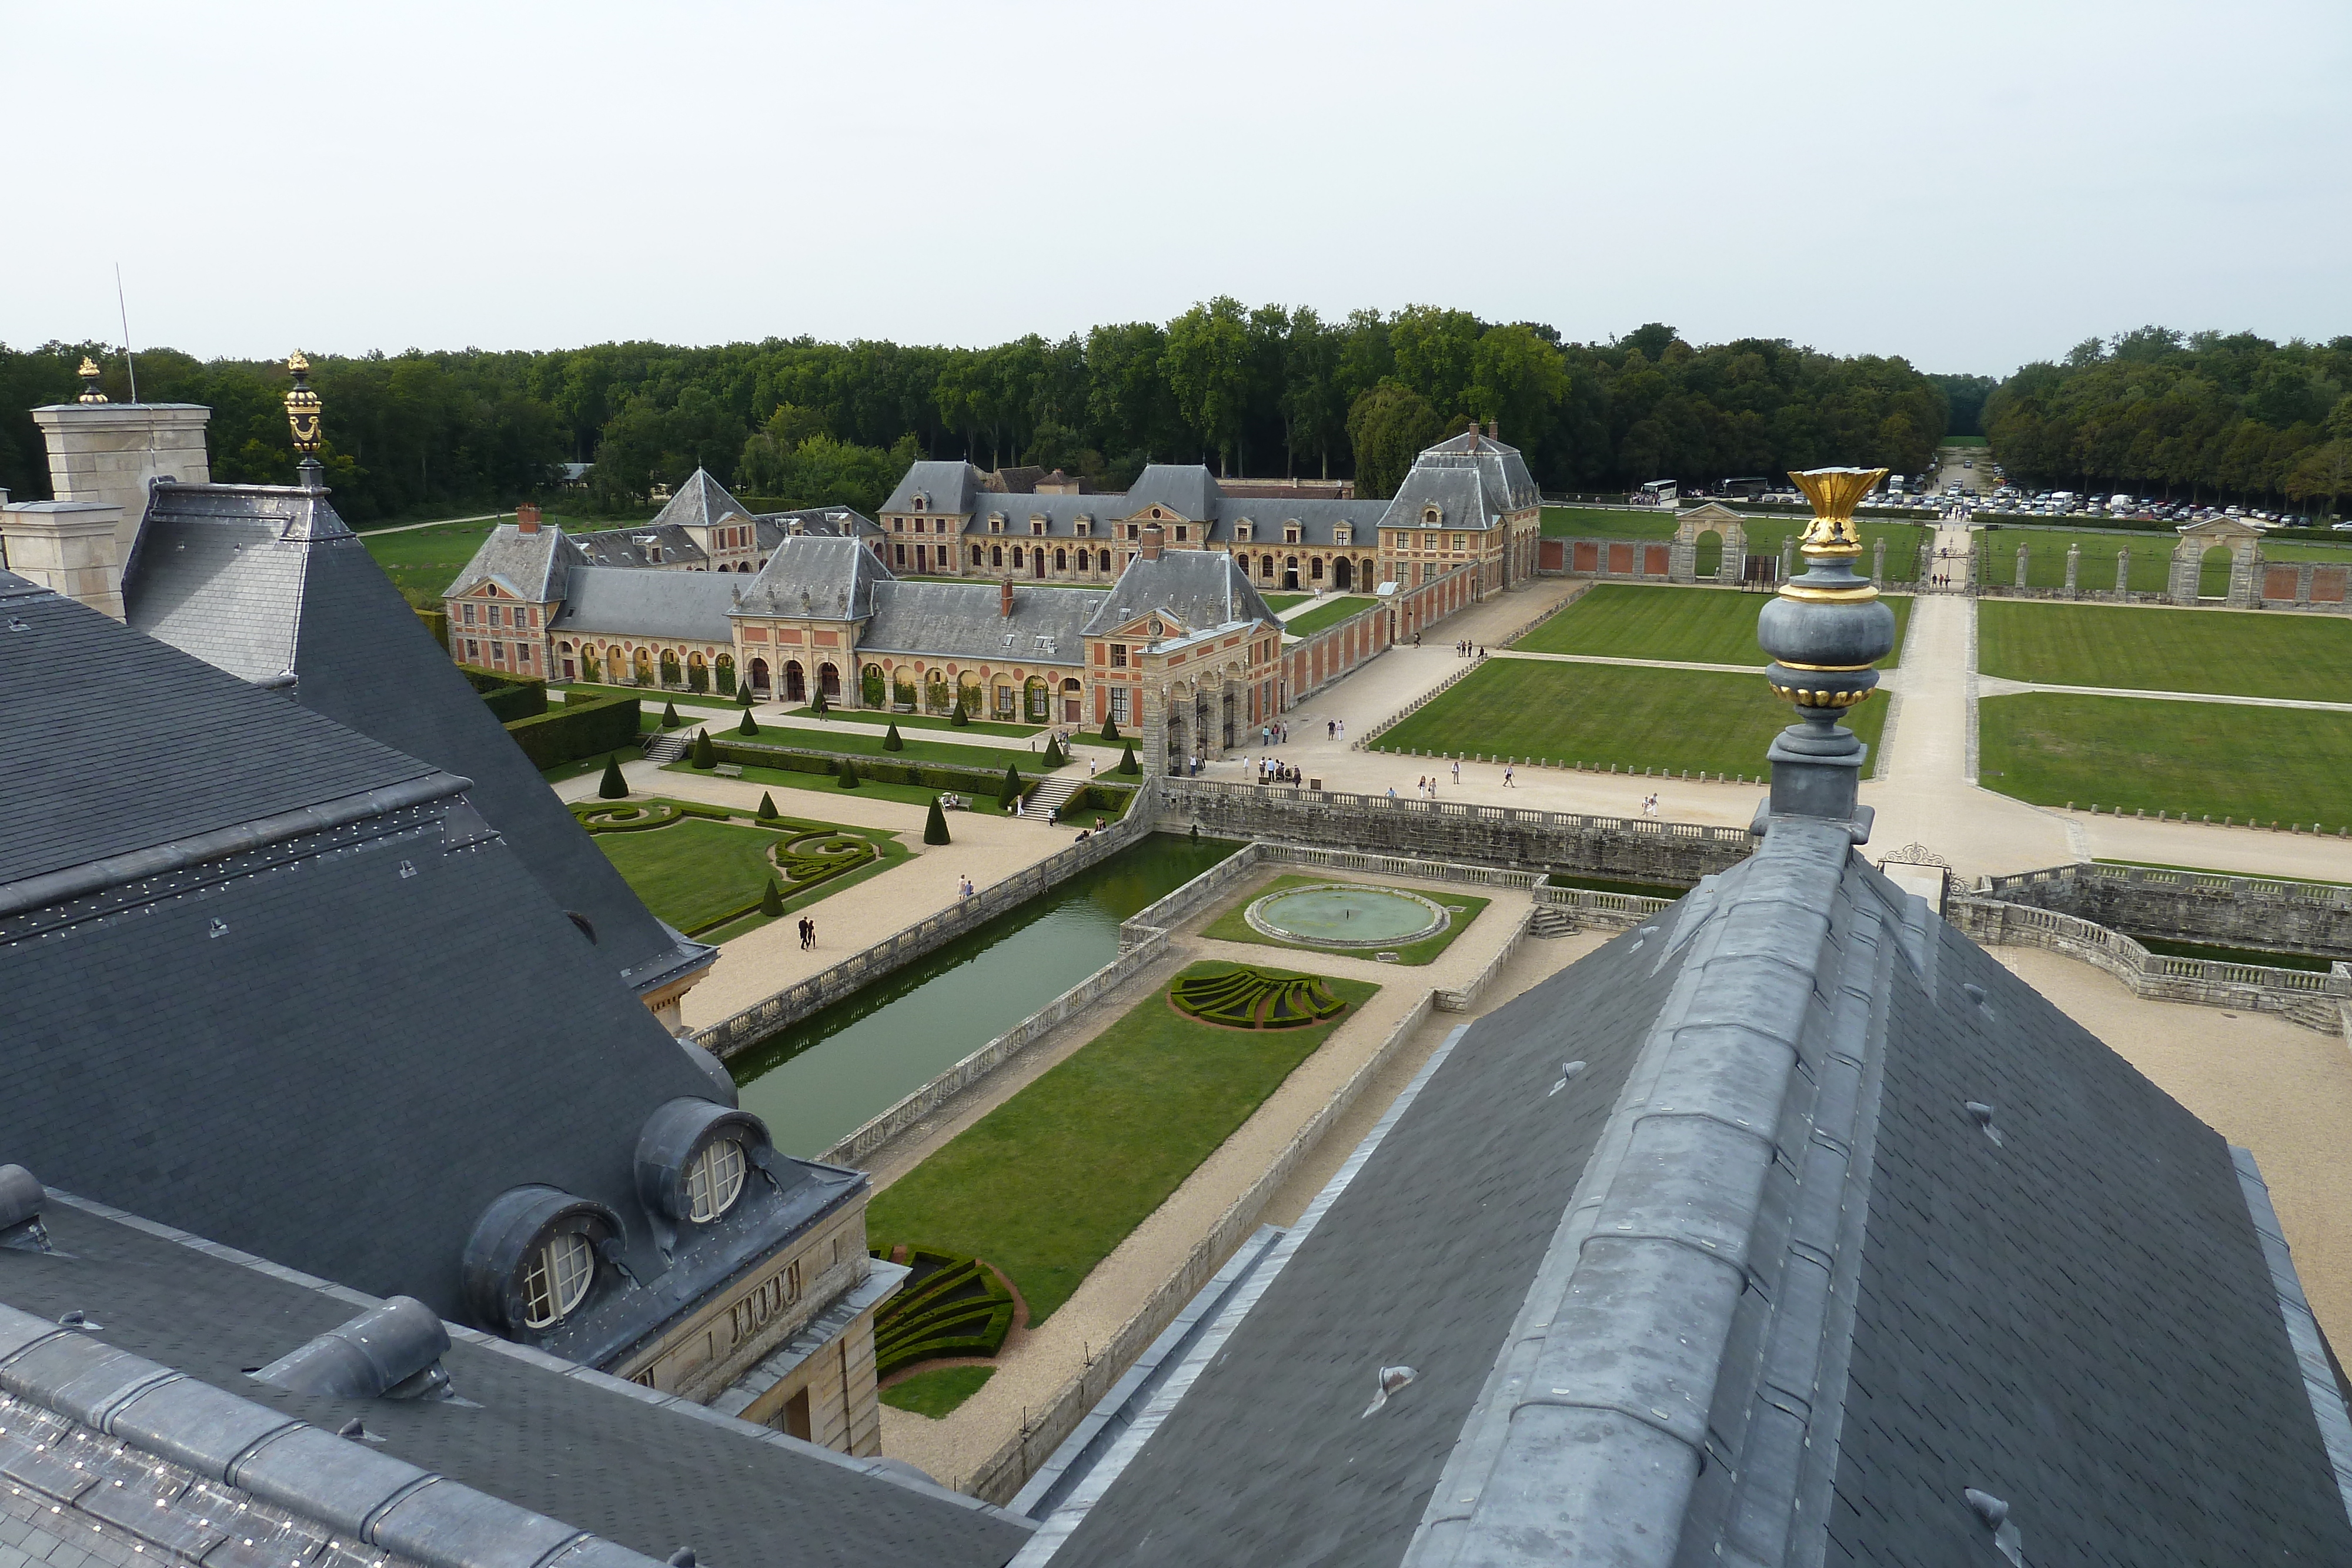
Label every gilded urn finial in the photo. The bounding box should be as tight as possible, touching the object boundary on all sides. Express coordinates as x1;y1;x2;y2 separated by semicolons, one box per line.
1751;466;1899;825
76;357;108;404
284;350;323;463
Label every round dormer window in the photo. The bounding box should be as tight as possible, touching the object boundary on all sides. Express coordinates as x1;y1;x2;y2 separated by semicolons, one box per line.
686;1138;747;1222
520;1231;595;1328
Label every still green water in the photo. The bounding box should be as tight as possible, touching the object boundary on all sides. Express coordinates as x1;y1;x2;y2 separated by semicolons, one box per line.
732;833;1243;1155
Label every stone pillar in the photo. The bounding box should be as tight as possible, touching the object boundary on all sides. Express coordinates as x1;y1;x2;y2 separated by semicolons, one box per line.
1870;537;1885;586
1778;536;1794;581
2116;549;2130;600
2015;542;2030;589
1918;541;1933;584
2064;543;2080;597
0;500;127;618
1667;537;1695;583
2228;546;2260;609
28;403;212;567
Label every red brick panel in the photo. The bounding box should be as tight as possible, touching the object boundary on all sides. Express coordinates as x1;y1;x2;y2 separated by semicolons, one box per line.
2263;565;2300;601
1574;541;1598;573
2311;567;2348;603
1606;543;1632;574
1541;539;1565;571
1645;545;1671;576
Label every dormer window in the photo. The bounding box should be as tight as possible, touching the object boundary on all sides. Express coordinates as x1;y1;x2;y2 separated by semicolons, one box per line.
1235;520;1253;542
521;1232;594;1329
1075;517;1091;537
912;494;927;512
990;514;1005;533
1336;525;1352;545
1284;524;1301;544
1422;507;1442;527
1031;518;1047;536
684;1138;746;1221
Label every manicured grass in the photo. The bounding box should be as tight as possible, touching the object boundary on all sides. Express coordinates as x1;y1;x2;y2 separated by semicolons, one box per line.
1977;601;2352;699
1375;659;1888;778
562;681;733;712
1978;693;2352;828
1542;507;1678;540
880;1365;995;1419
1279;596;1377;638
866;960;1379;1323
696;724;1050;773
1261;593;1315;611
586;809;904;934
2254;540;2352;564
1976;527;2180;593
786;706;1041;740
659;757;963;811
1540;511;1932;582
1202;874;1488;965
1514;584;1914;669
361;519;500;606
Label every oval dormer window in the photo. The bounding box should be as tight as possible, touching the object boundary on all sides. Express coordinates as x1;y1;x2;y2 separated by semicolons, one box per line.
685;1137;747;1222
520;1232;595;1328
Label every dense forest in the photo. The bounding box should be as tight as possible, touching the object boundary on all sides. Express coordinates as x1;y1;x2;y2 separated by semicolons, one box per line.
1985;329;2352;511
8;312;2340;525
0;308;1954;524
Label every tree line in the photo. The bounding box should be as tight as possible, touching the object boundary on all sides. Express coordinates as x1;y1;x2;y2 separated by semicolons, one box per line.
1984;327;2352;514
5;309;1965;523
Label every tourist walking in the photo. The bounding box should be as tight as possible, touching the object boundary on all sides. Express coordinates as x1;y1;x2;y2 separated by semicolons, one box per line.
1452;760;1461;784
1503;765;1515;788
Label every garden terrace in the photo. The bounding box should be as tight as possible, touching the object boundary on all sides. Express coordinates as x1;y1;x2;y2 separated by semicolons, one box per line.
571;797;905;936
1513;583;1913;667
1203;874;1488;965
1977;600;2352;698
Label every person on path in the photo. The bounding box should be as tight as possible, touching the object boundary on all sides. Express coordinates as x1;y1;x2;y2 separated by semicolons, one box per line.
805;917;816;949
1503;765;1515;788
1327;718;1336;739
1452;759;1461;784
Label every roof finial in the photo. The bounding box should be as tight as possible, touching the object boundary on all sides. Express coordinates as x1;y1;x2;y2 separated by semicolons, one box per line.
1753;466;1896;829
284;350;325;490
75;357;108;404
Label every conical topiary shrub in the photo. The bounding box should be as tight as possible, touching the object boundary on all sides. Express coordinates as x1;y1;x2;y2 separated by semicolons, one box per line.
811;688;828;716
691;730;717;769
1041;736;1066;768
950;697;970;727
757;791;779;821
924;797;951;845
1117;741;1138;775
759;877;783;917
739;683;755;707
837;758;861;790
998;763;1022;810
661;701;680;730
1100;717;1120;742
597;753;629;798
739;708;759;737
884;723;904;751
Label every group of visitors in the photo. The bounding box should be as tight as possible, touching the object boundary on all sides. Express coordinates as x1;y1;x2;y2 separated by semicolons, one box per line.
1324;718;1348;740
1246;754;1303;785
1452;640;1484;658
795;915;818;950
1640;793;1661;817
956;875;975;899
1258;721;1291;746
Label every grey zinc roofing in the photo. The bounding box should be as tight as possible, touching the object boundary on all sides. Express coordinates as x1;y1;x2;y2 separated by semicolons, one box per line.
569;522;710;571
967;493;1126;539
735;534;894;619
1081;550;1277;637
437;518;580;599
1046;817;2352;1566
552;565;744;639
142;496;700;1004
858;580;1102;665
882;460;984;517
1377;464;1498;534
647;467;756;530
0;571;445;888
761;506;881;540
1119;466;1222;520
1414;431;1542;514
1211;496;1390;549
0;1201;1030;1567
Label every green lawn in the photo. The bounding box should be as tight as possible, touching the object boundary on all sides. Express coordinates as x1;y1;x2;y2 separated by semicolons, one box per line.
1261;593;1315;612
360;519;502;607
880;1365;995;1419
1977;527;2181;593
660;757;957;811
1542;506;1678;540
584;808;906;934
565;681;734;713
867;961;1379;1323
785;706;1042;740
1514;584;1913;668
1977;600;2352;698
1375;658;1889;778
1202;874;1487;965
1978;693;2352;828
700;724;1048;773
2251;539;2352;564
1280;596;1377;638
1541;510;1931;582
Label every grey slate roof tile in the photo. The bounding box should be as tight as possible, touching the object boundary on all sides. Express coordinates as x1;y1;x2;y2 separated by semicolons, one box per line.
646;469;756;532
860;581;1100;666
734;536;893;620
550;567;742;640
1080;551;1275;638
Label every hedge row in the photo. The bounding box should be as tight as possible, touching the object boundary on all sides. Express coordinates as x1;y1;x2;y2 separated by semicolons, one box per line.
873;1251;1016;1379
1170;967;1347;1029
507;691;640;770
415;607;449;650
1062;781;1137;822
457;663;548;723
710;738;1034;800
568;799;736;834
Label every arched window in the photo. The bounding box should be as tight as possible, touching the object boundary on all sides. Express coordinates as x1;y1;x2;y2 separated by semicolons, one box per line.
992;546;1004;567
715;653;736;696
861;663;885;707
1054;549;1067;570
1098;550;1112;571
819;661;841;698
750;657;770;693
971;544;983;566
520;1232;594;1329
1012;547;1024;568
683;1139;746;1222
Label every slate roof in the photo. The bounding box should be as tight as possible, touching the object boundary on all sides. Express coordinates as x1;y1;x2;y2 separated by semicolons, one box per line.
648;467;757;531
553;566;744;640
0;1198;1031;1568
734;535;895;620
968;493;1122;539
1396;430;1542;516
569;522;711;570
1119;466;1221;521
124;485;707;1006
859;580;1101;666
881;460;984;517
0;577;791;1342
1081;550;1277;639
764;506;883;540
1212;497;1388;550
1034;817;2352;1566
436;517;580;600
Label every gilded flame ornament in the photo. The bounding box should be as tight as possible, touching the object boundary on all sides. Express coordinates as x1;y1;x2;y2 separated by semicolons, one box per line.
76;357;108;404
283;350;323;457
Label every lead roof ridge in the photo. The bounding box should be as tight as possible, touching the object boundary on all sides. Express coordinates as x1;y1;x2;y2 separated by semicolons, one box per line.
2230;1146;2352;1521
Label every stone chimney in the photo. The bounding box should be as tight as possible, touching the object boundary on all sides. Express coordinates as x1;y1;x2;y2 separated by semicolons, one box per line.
1000;577;1015;617
29;399;212;569
1140;523;1164;561
0;500;129;619
516;502;542;534
1486;419;1500;441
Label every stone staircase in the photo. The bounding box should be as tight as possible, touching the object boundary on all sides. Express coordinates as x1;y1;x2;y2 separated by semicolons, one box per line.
1027;774;1084;822
641;729;691;764
1529;905;1580;939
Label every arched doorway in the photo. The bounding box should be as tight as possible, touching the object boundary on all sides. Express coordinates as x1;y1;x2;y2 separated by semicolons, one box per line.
958;670;983;716
1284;556;1299;590
783;660;806;703
892;667;917;708
1025;676;1049;722
1033;549;1046;580
924;669;950;714
818;661;841;699
632;647;653;684
2199;545;2236;599
1695;529;1723;577
1061;677;1082;724
687;651;709;693
861;663;885;707
659;650;680;686
715;653;736;696
749;657;770;694
1333;556;1354;590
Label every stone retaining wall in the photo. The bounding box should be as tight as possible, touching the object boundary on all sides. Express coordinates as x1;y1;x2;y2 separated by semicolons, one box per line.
1947;895;2351;1035
1159;778;1751;887
1979;861;2352;959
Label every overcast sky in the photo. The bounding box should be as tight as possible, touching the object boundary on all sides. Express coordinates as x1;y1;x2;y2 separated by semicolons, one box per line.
6;0;2346;377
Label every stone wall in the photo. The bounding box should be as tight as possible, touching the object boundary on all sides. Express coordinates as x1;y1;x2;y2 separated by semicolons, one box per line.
1980;861;2352;959
1158;778;1752;887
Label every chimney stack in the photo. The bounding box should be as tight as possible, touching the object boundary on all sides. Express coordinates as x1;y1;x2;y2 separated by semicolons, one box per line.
1140;523;1164;561
1000;577;1015;617
1487;419;1499;440
29;398;211;569
516;502;542;534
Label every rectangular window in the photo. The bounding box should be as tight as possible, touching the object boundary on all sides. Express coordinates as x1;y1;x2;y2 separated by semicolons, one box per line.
1110;688;1131;724
893;519;905;531
1110;643;1127;667
1174;526;1188;542
894;543;907;566
1454;534;1466;550
461;603;476;625
464;638;479;660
